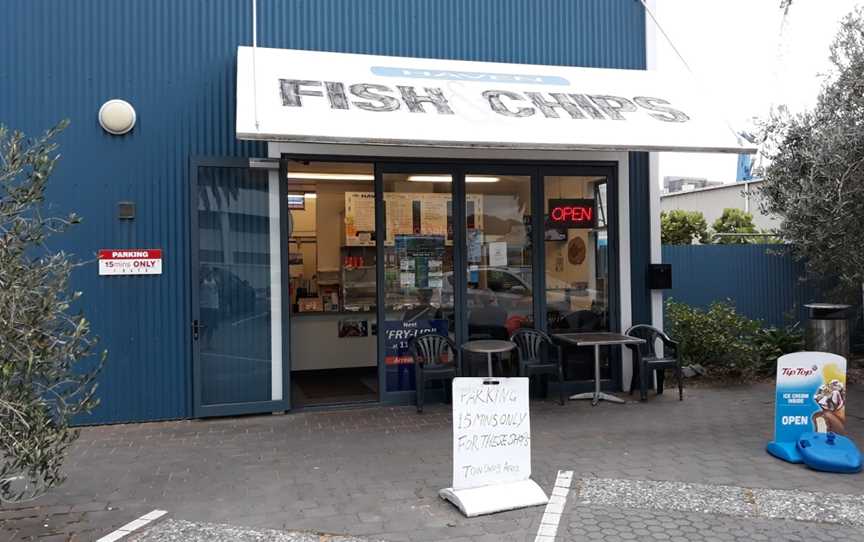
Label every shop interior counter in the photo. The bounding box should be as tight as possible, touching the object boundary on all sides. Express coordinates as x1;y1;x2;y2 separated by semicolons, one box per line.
290;311;377;371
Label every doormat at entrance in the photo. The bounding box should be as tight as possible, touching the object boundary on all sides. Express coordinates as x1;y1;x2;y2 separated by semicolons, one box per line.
295;374;376;399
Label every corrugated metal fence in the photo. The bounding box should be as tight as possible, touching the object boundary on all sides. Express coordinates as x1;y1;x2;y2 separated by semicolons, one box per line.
662;244;818;328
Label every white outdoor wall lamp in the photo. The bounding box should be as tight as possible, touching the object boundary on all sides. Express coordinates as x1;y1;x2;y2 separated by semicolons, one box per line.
98;99;136;135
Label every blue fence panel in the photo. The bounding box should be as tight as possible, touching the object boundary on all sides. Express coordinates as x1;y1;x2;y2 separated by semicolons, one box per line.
662;244;818;328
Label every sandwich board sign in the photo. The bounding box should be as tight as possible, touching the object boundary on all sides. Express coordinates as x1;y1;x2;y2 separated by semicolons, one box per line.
767;351;847;463
439;377;548;517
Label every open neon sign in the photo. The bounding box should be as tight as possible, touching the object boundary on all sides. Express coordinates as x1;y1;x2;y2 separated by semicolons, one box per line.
548;199;596;228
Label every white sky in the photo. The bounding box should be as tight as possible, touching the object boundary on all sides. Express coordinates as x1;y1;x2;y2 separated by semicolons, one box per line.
652;0;862;184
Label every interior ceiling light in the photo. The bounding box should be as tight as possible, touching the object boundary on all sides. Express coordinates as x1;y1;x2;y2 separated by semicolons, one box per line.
407;175;500;183
286;172;374;181
303;192;317;199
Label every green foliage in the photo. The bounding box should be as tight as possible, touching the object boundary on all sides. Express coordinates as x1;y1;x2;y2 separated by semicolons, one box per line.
665;300;803;378
759;7;864;299
660;210;709;245
711;208;758;244
665;300;760;377
752;324;804;368
0;122;105;503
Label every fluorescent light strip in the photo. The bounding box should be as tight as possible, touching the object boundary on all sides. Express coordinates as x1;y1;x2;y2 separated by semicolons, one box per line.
286;172;374;181
407;175;500;183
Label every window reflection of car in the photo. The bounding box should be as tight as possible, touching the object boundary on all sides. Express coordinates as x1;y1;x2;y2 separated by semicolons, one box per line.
477;268;533;314
211;267;257;317
514;269;607;313
443;268;528;318
443;267;598;318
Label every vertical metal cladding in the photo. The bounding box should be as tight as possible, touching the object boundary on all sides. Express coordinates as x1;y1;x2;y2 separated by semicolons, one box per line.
661;245;819;328
628;152;652;325
0;0;646;424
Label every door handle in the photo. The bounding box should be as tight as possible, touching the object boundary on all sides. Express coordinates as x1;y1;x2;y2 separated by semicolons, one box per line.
192;320;208;340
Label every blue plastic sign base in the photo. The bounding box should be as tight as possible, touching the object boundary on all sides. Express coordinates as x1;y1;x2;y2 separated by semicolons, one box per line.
767;440;803;463
797;432;862;474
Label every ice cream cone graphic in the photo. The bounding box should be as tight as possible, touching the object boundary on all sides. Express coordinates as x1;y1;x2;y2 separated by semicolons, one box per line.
812;364;846;434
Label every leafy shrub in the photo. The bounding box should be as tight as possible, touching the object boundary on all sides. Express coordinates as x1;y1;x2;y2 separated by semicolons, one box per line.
665;300;804;378
752;324;804;369
665;300;761;378
660;210;709;245
0;122;104;503
711;208;758;244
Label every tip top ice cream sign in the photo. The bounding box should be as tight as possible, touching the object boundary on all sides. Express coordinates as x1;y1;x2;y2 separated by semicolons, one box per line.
98;249;162;276
771;352;847;443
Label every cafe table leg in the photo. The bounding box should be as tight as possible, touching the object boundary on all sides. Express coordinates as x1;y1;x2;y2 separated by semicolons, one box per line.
569;344;597;403
593;345;601;405
596;345;625;404
569;344;625;405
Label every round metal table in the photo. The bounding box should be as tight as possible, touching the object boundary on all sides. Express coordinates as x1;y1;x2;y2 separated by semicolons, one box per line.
461;339;515;378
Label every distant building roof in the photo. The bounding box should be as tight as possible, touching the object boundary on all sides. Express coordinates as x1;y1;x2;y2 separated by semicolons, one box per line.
663;176;724;194
660;178;765;199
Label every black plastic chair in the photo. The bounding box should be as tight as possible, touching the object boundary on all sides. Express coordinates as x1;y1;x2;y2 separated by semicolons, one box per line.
510;329;565;405
625;324;683;402
409;333;460;413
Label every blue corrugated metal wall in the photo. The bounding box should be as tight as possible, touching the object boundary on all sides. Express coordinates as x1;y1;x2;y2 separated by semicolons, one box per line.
629;152;652;325
662;244;818;328
1;0;646;424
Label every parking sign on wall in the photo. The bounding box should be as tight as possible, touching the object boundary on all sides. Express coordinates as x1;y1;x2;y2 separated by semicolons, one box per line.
98;249;163;276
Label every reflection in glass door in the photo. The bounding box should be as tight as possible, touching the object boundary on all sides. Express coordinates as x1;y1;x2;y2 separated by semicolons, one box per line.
462;173;534;335
543;174;611;381
381;171;455;392
193;163;286;416
459;171;534;378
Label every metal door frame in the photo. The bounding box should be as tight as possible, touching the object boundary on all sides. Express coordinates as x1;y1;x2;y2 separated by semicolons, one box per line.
190;157;290;417
367;158;619;403
375;162;464;404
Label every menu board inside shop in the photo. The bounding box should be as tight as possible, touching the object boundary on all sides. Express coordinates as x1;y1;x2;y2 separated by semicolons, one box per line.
345;192;484;246
344;192;376;245
385;193;416;243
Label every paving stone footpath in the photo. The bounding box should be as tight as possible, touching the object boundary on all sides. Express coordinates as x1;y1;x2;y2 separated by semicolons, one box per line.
0;383;861;541
129;519;380;542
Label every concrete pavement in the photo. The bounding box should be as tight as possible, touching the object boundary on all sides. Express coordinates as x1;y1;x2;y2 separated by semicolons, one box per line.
1;383;861;541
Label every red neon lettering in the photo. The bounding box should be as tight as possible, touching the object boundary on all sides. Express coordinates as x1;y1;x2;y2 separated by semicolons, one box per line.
551;206;592;223
551;207;565;221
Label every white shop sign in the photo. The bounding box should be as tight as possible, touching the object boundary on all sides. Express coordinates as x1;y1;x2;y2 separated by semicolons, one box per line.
98;249;162;276
440;378;548;517
236;46;754;154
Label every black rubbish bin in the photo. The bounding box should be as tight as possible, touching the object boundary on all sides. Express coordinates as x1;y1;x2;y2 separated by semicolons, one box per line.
804;303;852;358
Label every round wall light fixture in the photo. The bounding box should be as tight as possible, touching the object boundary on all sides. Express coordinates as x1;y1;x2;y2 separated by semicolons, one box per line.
98;99;136;135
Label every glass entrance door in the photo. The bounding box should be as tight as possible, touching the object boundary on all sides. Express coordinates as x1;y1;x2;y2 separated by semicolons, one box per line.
285;161;379;407
462;170;535;344
542;172;615;386
192;160;288;417
380;168;457;395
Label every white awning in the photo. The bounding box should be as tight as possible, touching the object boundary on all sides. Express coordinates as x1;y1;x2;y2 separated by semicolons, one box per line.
236;47;755;154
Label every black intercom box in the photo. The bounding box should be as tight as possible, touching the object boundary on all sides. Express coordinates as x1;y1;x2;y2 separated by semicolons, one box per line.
648;264;672;290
